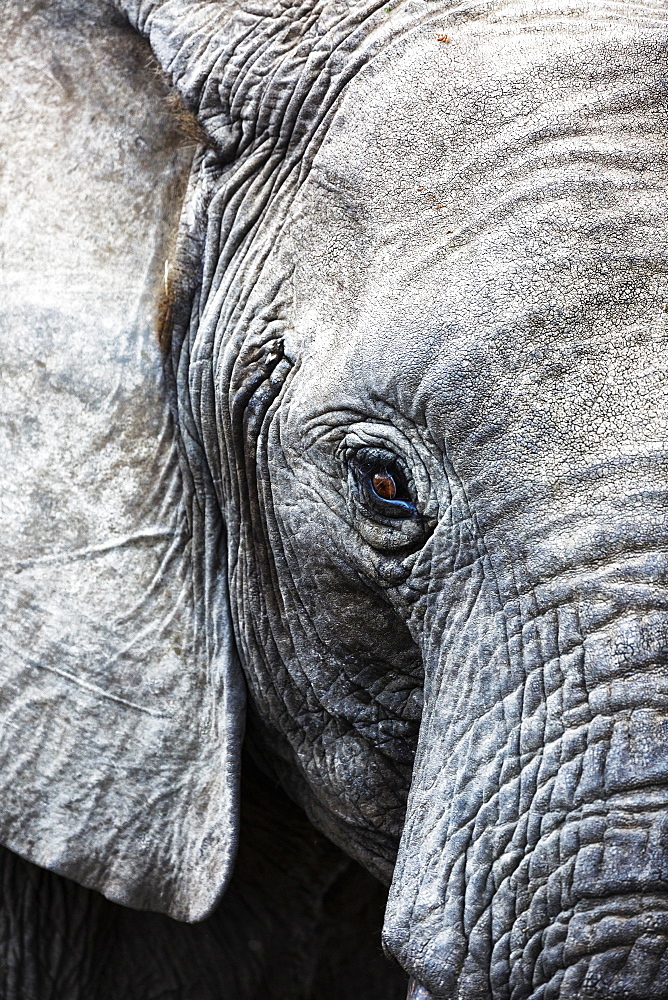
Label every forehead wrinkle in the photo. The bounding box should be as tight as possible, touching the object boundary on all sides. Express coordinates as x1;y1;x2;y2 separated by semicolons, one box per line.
285;0;668;450
306;0;668;216
289;0;668;302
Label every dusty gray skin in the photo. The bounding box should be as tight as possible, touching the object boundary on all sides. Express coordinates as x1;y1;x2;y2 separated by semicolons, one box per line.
0;2;403;996
2;0;668;996
0;761;404;999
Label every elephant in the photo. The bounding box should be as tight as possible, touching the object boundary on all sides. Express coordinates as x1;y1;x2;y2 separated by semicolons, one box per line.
1;0;667;995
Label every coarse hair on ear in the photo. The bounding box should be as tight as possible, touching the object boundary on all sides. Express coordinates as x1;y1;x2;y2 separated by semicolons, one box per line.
164;88;210;148
117;0;243;158
121;1;240;360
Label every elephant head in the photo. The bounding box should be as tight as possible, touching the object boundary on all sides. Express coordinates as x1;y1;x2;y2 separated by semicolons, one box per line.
2;0;668;996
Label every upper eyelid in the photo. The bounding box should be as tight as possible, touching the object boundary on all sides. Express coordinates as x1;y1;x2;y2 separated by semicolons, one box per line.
349;447;413;481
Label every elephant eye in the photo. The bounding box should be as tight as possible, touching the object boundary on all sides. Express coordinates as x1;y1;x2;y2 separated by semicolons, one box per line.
353;455;418;521
371;471;397;500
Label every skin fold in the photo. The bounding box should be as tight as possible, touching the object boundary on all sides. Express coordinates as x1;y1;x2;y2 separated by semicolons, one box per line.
3;0;668;996
0;0;405;994
142;0;668;994
0;757;405;1000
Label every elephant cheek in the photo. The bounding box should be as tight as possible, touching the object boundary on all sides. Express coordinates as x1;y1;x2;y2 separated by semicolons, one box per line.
383;591;668;1000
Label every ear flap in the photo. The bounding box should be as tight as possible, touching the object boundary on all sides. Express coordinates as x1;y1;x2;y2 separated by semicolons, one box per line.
0;1;244;921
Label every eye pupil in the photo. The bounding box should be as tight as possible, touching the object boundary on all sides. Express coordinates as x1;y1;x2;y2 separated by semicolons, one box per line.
372;471;397;501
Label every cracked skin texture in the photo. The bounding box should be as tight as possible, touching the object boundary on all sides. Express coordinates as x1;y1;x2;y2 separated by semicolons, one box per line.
0;757;405;1000
0;0;405;994
3;0;668;997
142;0;668;994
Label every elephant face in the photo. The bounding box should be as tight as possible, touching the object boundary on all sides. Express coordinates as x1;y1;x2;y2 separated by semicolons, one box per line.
3;0;668;996
211;7;668;996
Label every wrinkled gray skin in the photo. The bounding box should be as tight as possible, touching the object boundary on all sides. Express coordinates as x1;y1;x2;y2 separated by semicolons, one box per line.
3;0;668;996
0;2;402;997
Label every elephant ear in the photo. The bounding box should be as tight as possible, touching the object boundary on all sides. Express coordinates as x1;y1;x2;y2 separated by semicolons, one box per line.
0;0;244;921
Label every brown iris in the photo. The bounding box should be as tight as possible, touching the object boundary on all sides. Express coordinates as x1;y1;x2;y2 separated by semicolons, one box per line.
372;471;397;501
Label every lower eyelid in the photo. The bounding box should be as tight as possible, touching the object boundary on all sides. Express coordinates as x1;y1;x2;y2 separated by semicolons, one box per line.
362;480;417;518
